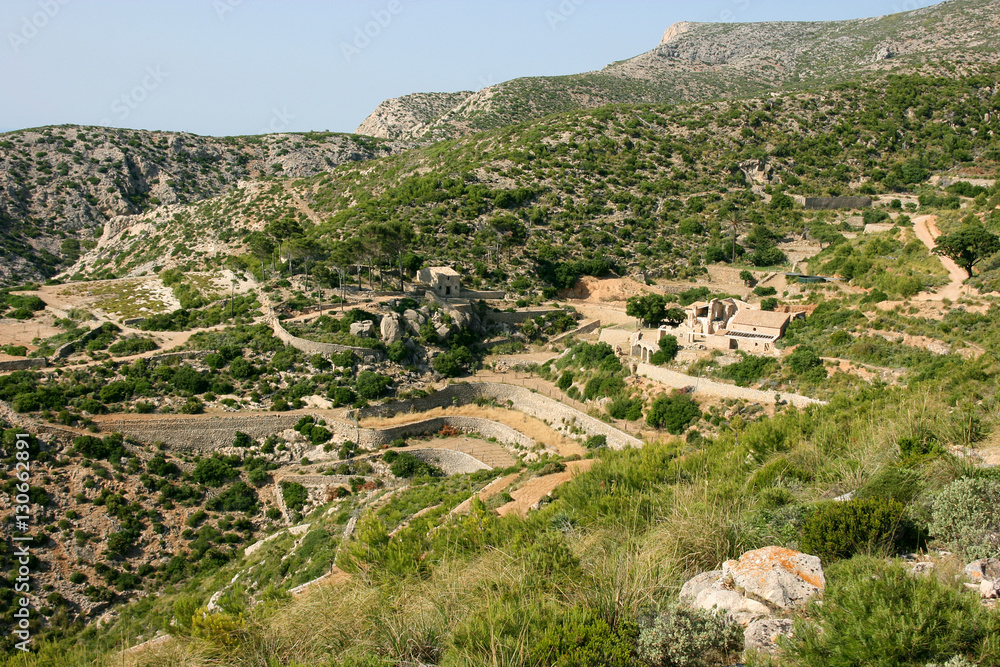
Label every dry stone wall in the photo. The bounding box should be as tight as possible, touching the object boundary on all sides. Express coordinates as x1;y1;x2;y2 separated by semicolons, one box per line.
269;317;383;362
636;363;825;408
549;319;601;344
0;358;46;372
96;411;538;456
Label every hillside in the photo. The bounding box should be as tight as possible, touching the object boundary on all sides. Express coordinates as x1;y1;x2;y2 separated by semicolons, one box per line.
355;0;1000;142
69;70;1000;302
0;127;401;284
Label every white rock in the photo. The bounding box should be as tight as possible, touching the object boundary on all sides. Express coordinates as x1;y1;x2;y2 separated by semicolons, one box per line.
380;315;403;344
964;558;1000;584
722;546;825;611
981;579;1000;599
349;320;374;337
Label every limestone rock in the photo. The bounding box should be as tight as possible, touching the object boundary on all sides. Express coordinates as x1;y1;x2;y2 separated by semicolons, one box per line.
982;579;1000;600
679;570;722;601
744;618;794;654
435;324;453;340
964;559;1000;584
380;315;403;344
679;569;770;626
722;546;825;611
349;320;374;337
403;309;424;333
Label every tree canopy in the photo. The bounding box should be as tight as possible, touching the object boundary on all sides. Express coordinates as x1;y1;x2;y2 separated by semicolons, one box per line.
933;224;1000;278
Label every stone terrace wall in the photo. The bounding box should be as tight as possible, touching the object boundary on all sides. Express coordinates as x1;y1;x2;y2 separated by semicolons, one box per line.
95;412;537;455
550;319;601;345
270;317;383;363
362;382;643;450
485;310;561;325
636;363;825;409
97;414;303;450
364;416;534;451
0;358;47;372
803;196;872;210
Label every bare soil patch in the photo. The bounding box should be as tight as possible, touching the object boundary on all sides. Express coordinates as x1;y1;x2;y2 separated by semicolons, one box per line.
496;459;593;518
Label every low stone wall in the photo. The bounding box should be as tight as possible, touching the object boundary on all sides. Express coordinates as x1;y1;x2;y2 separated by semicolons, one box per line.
52;325;104;360
485;309;561;325
96;413;303;450
549;319;601;344
94;411;538;455
270;317;383;363
461;290;506;300
145;350;211;364
363;382;643;450
636;363;825;409
365;416;534;451
802;196;872;210
0;358;47;372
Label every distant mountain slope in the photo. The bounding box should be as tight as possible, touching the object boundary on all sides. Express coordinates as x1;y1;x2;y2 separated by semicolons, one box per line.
0;126;401;283
355;0;1000;142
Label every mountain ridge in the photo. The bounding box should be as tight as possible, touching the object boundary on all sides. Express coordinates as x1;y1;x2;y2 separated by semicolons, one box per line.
354;0;1000;142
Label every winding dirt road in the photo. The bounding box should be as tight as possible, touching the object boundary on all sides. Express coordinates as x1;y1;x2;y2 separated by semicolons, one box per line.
912;214;971;301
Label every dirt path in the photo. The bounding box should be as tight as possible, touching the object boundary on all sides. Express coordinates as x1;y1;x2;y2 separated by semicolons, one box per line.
284;183;325;227
496;459;593;518
913;214;971;301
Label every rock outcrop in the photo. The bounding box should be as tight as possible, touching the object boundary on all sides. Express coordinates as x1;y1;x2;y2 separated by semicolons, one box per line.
743;618;794;655
680;547;825;627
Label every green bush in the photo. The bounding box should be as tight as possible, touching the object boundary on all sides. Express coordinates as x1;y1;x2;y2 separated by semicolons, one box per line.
281;481;308;513
192;456;238;487
800;497;914;561
718;354;779;386
785;557;1000;666
929;477;1000;560
649;335;679;366
646;393;701;434
356;370;393;399
557;371;575;391
636;602;743;667
606;397;644;421
583;435;607;450
382;450;443;478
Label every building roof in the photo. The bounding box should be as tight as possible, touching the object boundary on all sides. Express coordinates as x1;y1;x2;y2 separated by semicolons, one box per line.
426;266;460;277
729;309;793;330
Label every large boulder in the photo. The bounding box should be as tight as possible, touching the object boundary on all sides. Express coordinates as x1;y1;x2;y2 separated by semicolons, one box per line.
679;569;771;626
380;314;403;344
744;618;794;655
349;320;375;338
964;559;1000;585
402;309;424;333
722;546;825;611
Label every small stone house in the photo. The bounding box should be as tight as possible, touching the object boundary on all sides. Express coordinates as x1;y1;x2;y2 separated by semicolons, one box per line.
727;309;794;340
418;266;461;298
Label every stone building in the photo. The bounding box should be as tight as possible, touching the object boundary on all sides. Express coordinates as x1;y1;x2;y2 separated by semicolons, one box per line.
629;297;803;358
418;266;461;298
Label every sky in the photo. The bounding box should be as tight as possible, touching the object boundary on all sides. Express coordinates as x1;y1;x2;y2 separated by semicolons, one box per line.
0;0;945;137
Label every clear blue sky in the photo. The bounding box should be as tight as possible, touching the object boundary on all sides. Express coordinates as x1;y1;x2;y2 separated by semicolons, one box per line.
0;0;944;137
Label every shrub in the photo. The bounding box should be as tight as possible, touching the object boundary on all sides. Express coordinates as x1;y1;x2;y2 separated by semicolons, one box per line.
356;370;392;399
929;476;1000;560
557;371;575;391
718;354;778;386
607;397;644;421
785;557;1000;666
753;285;777;297
646;393;701;434
382;450;443;478
281;481;308;513
636;602;743;667
800;497;914;561
760;297;779;311
584;435;607;450
649;335;679;366
193;456;238;487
